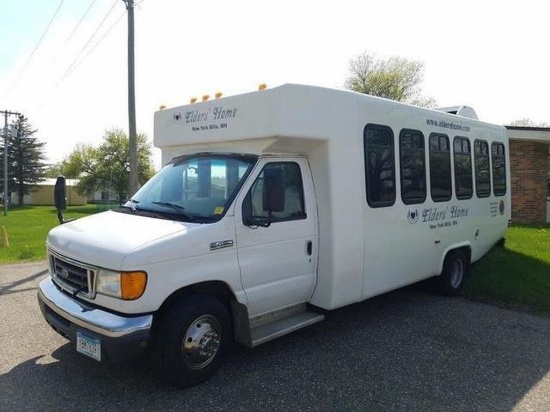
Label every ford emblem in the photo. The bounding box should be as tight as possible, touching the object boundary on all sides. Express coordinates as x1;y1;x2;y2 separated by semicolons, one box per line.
59;268;70;279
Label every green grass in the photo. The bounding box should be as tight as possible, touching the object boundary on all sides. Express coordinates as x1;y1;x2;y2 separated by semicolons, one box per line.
0;205;109;263
466;225;550;316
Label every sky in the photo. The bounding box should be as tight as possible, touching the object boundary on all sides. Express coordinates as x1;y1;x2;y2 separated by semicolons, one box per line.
0;0;549;170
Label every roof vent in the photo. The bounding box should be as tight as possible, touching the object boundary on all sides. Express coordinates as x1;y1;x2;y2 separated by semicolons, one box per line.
434;105;478;120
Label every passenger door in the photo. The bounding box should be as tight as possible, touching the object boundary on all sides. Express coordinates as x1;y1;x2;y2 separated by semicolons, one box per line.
235;158;318;317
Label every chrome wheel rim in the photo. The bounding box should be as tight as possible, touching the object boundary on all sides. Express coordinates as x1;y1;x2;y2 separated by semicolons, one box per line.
181;315;221;370
450;259;464;289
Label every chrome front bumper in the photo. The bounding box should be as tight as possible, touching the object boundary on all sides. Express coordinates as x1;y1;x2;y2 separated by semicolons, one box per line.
37;277;153;362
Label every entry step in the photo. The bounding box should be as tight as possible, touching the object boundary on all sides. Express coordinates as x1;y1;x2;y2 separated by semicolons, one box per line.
250;310;324;347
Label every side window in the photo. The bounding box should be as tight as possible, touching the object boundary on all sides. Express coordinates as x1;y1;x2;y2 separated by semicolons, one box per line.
429;133;452;202
364;124;395;208
474;140;491;198
492;142;507;196
453;136;473;200
243;162;306;223
400;129;426;205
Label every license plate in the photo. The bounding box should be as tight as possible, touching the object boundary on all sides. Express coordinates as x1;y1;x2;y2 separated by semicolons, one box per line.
76;332;101;361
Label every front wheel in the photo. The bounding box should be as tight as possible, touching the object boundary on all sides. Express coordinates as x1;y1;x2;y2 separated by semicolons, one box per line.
153;295;231;388
438;249;470;296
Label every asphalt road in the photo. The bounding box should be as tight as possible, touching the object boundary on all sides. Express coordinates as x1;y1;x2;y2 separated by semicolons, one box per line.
1;261;549;412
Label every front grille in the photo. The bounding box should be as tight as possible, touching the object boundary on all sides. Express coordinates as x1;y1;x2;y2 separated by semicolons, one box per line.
49;250;97;297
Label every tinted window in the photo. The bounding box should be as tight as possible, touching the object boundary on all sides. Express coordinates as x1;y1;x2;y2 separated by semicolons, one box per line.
429;133;452;202
243;162;306;223
474;140;491;198
492;142;507;196
400;129;426;204
364;124;396;207
454;137;473;200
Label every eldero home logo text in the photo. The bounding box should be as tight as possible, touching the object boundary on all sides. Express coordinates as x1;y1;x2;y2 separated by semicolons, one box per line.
407;205;469;229
173;106;238;125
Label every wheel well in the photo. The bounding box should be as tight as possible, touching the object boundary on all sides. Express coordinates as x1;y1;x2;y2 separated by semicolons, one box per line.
441;245;471;274
459;246;471;263
437;245;471;296
153;281;237;334
446;245;471;264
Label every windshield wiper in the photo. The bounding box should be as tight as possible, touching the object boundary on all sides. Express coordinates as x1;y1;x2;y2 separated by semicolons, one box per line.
128;198;140;212
151;201;194;221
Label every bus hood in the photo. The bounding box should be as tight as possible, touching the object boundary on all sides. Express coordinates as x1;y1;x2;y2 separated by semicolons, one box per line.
47;211;203;269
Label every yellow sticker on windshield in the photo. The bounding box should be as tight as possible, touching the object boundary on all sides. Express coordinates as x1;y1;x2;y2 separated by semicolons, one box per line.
213;207;224;215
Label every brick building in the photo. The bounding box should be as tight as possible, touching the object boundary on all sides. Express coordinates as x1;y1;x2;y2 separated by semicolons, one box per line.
506;126;550;224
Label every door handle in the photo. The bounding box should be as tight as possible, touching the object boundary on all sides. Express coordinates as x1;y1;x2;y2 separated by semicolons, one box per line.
306;240;312;256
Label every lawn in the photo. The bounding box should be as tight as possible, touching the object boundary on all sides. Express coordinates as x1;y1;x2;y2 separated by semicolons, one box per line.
0;205;112;263
466;225;550;316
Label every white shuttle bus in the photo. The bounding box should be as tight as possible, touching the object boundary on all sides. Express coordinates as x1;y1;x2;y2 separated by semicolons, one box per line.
38;84;510;387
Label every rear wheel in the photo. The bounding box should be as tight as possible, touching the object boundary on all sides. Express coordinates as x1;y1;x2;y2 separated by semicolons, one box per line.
438;249;470;296
153;295;231;388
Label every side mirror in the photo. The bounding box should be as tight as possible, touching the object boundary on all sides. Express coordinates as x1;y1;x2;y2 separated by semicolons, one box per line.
54;176;67;211
54;176;72;224
262;167;285;213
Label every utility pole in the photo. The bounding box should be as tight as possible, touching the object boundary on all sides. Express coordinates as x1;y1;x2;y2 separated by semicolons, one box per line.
123;0;138;198
1;110;22;216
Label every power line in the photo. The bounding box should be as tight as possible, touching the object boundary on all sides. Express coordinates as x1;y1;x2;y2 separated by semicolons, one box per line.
67;0;146;81
55;0;118;88
31;0;146;115
56;0;146;87
4;0;65;97
69;10;125;78
52;0;98;62
32;2;124;115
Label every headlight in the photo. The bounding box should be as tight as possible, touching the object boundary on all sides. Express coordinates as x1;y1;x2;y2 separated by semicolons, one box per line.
96;269;147;300
96;269;121;297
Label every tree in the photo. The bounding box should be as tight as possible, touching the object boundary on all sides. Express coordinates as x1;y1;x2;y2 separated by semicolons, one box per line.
344;52;436;107
54;129;155;202
0;116;48;206
509;118;549;127
52;143;100;194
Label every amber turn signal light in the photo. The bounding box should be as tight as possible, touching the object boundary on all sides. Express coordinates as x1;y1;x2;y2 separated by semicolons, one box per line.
121;271;147;300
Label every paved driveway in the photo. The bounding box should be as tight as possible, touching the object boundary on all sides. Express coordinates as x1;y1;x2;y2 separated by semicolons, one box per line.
1;261;549;411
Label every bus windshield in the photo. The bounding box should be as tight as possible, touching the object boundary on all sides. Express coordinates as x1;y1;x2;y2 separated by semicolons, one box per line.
122;153;257;223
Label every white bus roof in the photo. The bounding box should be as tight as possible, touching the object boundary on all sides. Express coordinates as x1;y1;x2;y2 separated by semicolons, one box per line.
154;83;503;157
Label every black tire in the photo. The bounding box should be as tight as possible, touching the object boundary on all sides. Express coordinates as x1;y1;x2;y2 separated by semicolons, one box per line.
153;295;231;388
438;249;470;296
